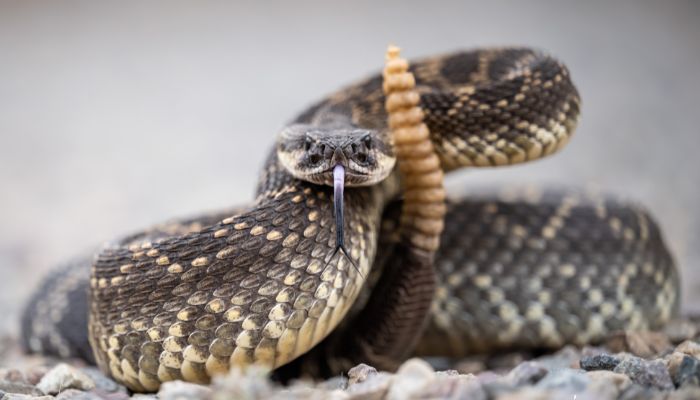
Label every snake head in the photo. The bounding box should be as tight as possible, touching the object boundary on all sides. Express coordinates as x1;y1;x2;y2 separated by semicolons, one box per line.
277;123;396;187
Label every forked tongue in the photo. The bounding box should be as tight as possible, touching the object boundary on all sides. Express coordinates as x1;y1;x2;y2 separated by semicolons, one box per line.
330;164;361;276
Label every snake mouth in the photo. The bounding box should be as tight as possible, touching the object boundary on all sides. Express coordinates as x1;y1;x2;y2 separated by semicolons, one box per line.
308;168;371;187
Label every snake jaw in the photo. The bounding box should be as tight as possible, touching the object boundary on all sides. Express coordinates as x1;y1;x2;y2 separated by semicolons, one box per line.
328;164;363;277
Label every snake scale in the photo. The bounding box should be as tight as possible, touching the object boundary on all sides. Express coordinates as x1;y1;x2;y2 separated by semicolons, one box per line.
20;47;679;392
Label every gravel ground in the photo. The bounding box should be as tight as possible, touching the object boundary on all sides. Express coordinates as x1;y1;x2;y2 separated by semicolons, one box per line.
1;1;699;332
3;320;700;399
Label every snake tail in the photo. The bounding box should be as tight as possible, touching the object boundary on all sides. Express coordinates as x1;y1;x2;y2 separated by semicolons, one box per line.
327;45;448;371
383;45;446;254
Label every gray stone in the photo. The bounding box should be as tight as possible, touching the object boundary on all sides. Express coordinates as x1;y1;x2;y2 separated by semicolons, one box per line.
613;356;674;391
415;374;485;400
580;353;622;371
536;368;589;392
1;394;54;400
481;381;517;399
131;395;159;400
36;363;95;395
346;372;391;400
0;380;44;396
496;386;574;400
316;376;347;391
667;385;700;399
667;351;687;384
504;361;548;386
585;370;632;399
347;363;377;386
209;366;274;400
56;389;102;399
435;369;460;377
534;346;581;371
159;380;212;400
24;367;49;386
676;340;700;359
617;384;663;400
386;358;435;400
676;354;700;387
586;370;631;389
475;371;501;385
80;367;125;394
0;370;25;384
92;391;131;400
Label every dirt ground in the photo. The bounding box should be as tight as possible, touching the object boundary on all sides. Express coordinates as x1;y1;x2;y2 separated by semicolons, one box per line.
0;0;698;341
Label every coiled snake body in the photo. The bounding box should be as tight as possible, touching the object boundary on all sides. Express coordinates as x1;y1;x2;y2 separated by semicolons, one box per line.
21;48;679;392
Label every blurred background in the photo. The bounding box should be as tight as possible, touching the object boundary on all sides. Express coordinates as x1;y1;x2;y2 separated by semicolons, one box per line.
0;1;698;337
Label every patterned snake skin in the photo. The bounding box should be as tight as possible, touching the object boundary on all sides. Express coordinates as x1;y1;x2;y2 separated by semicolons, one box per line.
21;48;679;392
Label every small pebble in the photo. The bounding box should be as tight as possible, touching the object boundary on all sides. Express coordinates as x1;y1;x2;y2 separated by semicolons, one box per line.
0;370;25;384
386;358;435;400
503;361;548;386
36;364;95;395
316;375;348;391
159;380;212;400
675;355;700;387
667;385;700;399
613;356;674;391
580;353;622;371
209;365;274;399
497;386;573;400
80;367;126;394
586;370;632;399
346;371;391;400
347;363;377;386
675;340;700;359
0;380;45;396
24;366;49;386
535;368;589;392
667;351;687;383
415;373;485;400
1;394;54;400
617;384;663;400
55;388;102;399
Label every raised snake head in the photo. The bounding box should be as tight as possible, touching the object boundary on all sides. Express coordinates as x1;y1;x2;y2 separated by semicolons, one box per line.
276;123;396;187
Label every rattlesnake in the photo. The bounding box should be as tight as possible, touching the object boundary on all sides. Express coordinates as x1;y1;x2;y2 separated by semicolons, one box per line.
21;47;678;392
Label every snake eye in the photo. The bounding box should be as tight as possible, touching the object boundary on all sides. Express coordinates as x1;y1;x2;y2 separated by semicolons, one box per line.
304;137;312;151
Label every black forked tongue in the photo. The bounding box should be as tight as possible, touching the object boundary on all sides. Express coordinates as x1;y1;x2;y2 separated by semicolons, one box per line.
325;164;362;277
